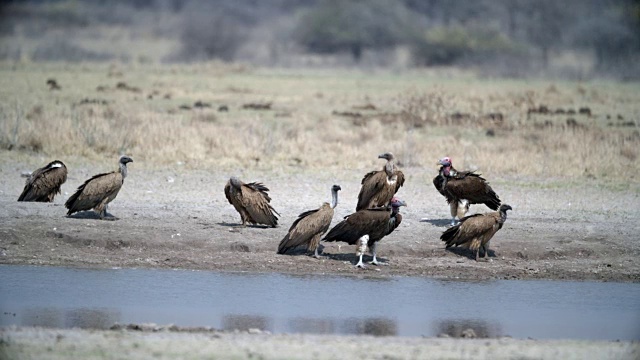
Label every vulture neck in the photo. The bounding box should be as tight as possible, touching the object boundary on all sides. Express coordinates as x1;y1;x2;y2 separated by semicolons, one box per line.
384;160;395;177
499;208;509;223
330;189;339;209
119;162;128;179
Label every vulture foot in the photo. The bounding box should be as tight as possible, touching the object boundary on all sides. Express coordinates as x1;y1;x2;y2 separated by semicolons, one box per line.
369;259;388;266
355;262;366;269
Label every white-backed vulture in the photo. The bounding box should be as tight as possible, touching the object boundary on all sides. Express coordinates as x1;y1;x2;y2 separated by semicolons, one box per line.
18;160;67;202
224;176;279;227
323;197;406;268
65;155;133;220
356;152;405;211
440;204;512;261
277;184;341;257
435;157;500;226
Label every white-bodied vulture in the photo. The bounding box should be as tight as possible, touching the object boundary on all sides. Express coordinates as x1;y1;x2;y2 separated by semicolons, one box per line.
65;155;133;220
356;152;405;211
323;197;406;268
18;160;67;202
224;176;279;227
277;184;341;257
435;157;500;226
441;204;512;261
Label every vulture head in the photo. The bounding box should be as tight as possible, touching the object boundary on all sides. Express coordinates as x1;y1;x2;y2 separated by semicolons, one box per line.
499;204;512;212
390;197;407;212
49;160;65;169
229;176;243;189
437;157;452;167
331;184;341;208
378;152;395;161
119;155;134;165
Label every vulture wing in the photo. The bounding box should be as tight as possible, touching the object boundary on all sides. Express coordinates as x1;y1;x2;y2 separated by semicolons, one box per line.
445;173;500;210
224;181;246;217
356;170;399;211
65;172;123;215
440;213;499;248
18;162;68;202
240;182;279;227
394;170;405;194
323;208;390;245
277;204;333;254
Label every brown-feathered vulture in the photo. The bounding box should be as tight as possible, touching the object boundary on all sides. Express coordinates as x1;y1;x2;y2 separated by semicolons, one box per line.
65;155;133;220
435;156;500;226
18;160;67;202
224;176;279;227
356;152;405;211
441;204;512;261
323;197;406;268
277;184;341;257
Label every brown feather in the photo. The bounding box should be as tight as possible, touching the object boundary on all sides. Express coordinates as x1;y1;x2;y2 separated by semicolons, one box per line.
356;169;404;211
225;178;279;227
440;204;511;260
65;172;124;217
18;160;67;202
277;203;333;254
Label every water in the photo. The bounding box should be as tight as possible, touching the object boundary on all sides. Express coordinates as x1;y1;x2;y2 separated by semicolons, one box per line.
1;265;638;340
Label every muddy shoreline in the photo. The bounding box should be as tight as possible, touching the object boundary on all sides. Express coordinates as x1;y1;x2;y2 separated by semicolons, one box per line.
1;161;639;282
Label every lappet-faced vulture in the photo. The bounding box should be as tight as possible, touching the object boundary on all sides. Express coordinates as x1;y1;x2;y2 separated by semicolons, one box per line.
356;152;405;211
435;157;500;226
18;160;67;202
323;197;406;268
65;155;133;220
224;176;279;227
441;204;512;261
277;185;341;257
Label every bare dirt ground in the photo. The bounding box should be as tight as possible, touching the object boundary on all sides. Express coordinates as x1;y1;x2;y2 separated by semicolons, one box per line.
1;158;639;282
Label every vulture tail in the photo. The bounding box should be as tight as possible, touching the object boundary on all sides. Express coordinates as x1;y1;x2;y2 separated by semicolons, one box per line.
440;224;462;248
484;189;501;210
277;234;292;254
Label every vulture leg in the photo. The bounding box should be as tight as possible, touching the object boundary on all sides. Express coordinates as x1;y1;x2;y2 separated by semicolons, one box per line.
457;200;470;220
355;235;369;268
449;202;458;226
368;242;387;266
313;247;320;259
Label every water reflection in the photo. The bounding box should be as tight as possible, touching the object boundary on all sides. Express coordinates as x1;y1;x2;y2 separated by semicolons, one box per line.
221;314;272;332
435;319;502;338
340;317;398;336
288;317;336;334
21;307;119;329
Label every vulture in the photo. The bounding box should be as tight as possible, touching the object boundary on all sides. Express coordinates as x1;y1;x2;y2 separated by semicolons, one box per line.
224;176;279;227
65;155;133;220
17;160;67;202
323;197;406;268
434;157;500;226
441;204;512;261
277;184;341;257
356;152;405;211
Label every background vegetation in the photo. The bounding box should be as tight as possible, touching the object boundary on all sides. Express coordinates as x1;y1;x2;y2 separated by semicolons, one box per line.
1;0;639;79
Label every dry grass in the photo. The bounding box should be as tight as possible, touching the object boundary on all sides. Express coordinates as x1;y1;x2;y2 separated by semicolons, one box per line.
0;62;638;181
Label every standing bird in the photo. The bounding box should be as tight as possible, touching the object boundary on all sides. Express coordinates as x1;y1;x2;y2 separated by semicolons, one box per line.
65;155;133;220
224;176;279;227
323;197;406;268
441;204;512;261
277;184;341;257
18;160;67;202
434;157;500;226
356;152;405;211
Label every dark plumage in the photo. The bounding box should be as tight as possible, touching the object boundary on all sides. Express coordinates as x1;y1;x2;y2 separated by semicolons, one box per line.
224;176;279;227
65;155;133;220
435;157;500;225
277;185;341;257
441;204;512;261
18;160;67;202
356;152;405;211
324;197;406;268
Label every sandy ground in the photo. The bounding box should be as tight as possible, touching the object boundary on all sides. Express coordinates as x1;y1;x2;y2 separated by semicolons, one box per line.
1;158;639;359
1;326;638;360
1;159;639;282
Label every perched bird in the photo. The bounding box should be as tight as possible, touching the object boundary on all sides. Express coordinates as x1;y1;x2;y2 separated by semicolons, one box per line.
440;204;512;261
46;78;61;90
356;152;405;211
277;185;341;257
434;157;500;226
17;160;67;202
65;155;133;220
323;197;406;268
224;176;279;227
